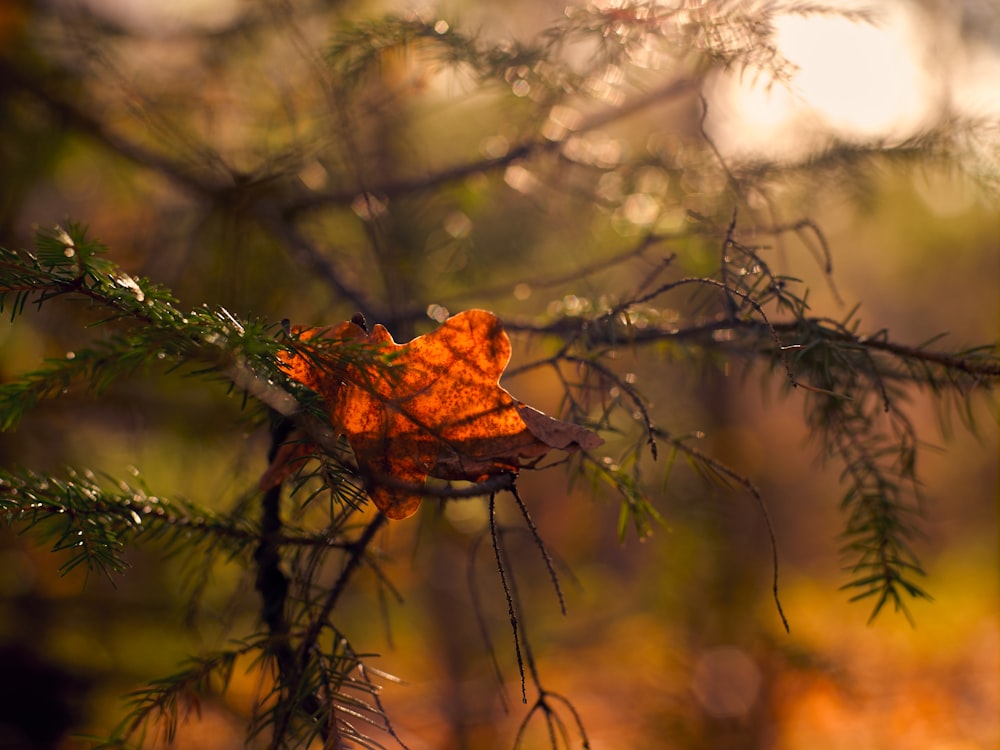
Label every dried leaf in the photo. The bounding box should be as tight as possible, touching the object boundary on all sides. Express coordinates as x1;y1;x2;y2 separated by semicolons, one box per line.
267;310;602;519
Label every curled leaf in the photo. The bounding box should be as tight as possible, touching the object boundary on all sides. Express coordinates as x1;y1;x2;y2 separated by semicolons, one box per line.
266;309;603;519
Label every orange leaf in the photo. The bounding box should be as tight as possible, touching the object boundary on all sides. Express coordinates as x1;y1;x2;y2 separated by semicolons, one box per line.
268;309;603;519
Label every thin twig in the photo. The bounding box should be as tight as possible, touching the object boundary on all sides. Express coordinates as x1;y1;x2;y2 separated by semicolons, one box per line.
508;484;567;616
655;428;790;633
299;513;388;664
489;493;527;703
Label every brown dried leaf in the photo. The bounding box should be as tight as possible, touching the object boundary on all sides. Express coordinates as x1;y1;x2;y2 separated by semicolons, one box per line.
267;309;602;519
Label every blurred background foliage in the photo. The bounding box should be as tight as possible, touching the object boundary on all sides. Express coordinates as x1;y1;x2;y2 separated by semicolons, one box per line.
0;0;997;748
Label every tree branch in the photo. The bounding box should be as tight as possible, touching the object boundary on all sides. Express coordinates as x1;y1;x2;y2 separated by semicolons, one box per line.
504;315;1000;380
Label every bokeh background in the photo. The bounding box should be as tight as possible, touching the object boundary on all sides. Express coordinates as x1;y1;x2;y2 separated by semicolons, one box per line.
0;1;997;748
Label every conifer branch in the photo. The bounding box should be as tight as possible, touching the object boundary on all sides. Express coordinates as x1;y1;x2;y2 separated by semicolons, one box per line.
502;235;997;621
0;467;258;580
1;3;996;747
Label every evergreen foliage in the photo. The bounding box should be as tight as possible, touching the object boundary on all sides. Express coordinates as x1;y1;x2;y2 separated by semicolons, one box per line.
0;2;997;748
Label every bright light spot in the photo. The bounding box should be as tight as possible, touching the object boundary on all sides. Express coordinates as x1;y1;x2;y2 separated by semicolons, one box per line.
434;19;450;34
562;294;589;315
426;304;450;323
585;74;626;106
542;104;583;141
774;12;928;140
298;161;328;190
443;210;472;239
707;3;950;161
56;226;75;255
79;0;241;35
115;273;146;302
564;133;623;168
504;164;540;194
597;171;624;202
691;647;762;718
621;193;659;226
951;38;1000;117
550;105;583;130
481;135;510;159
351;193;388;221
